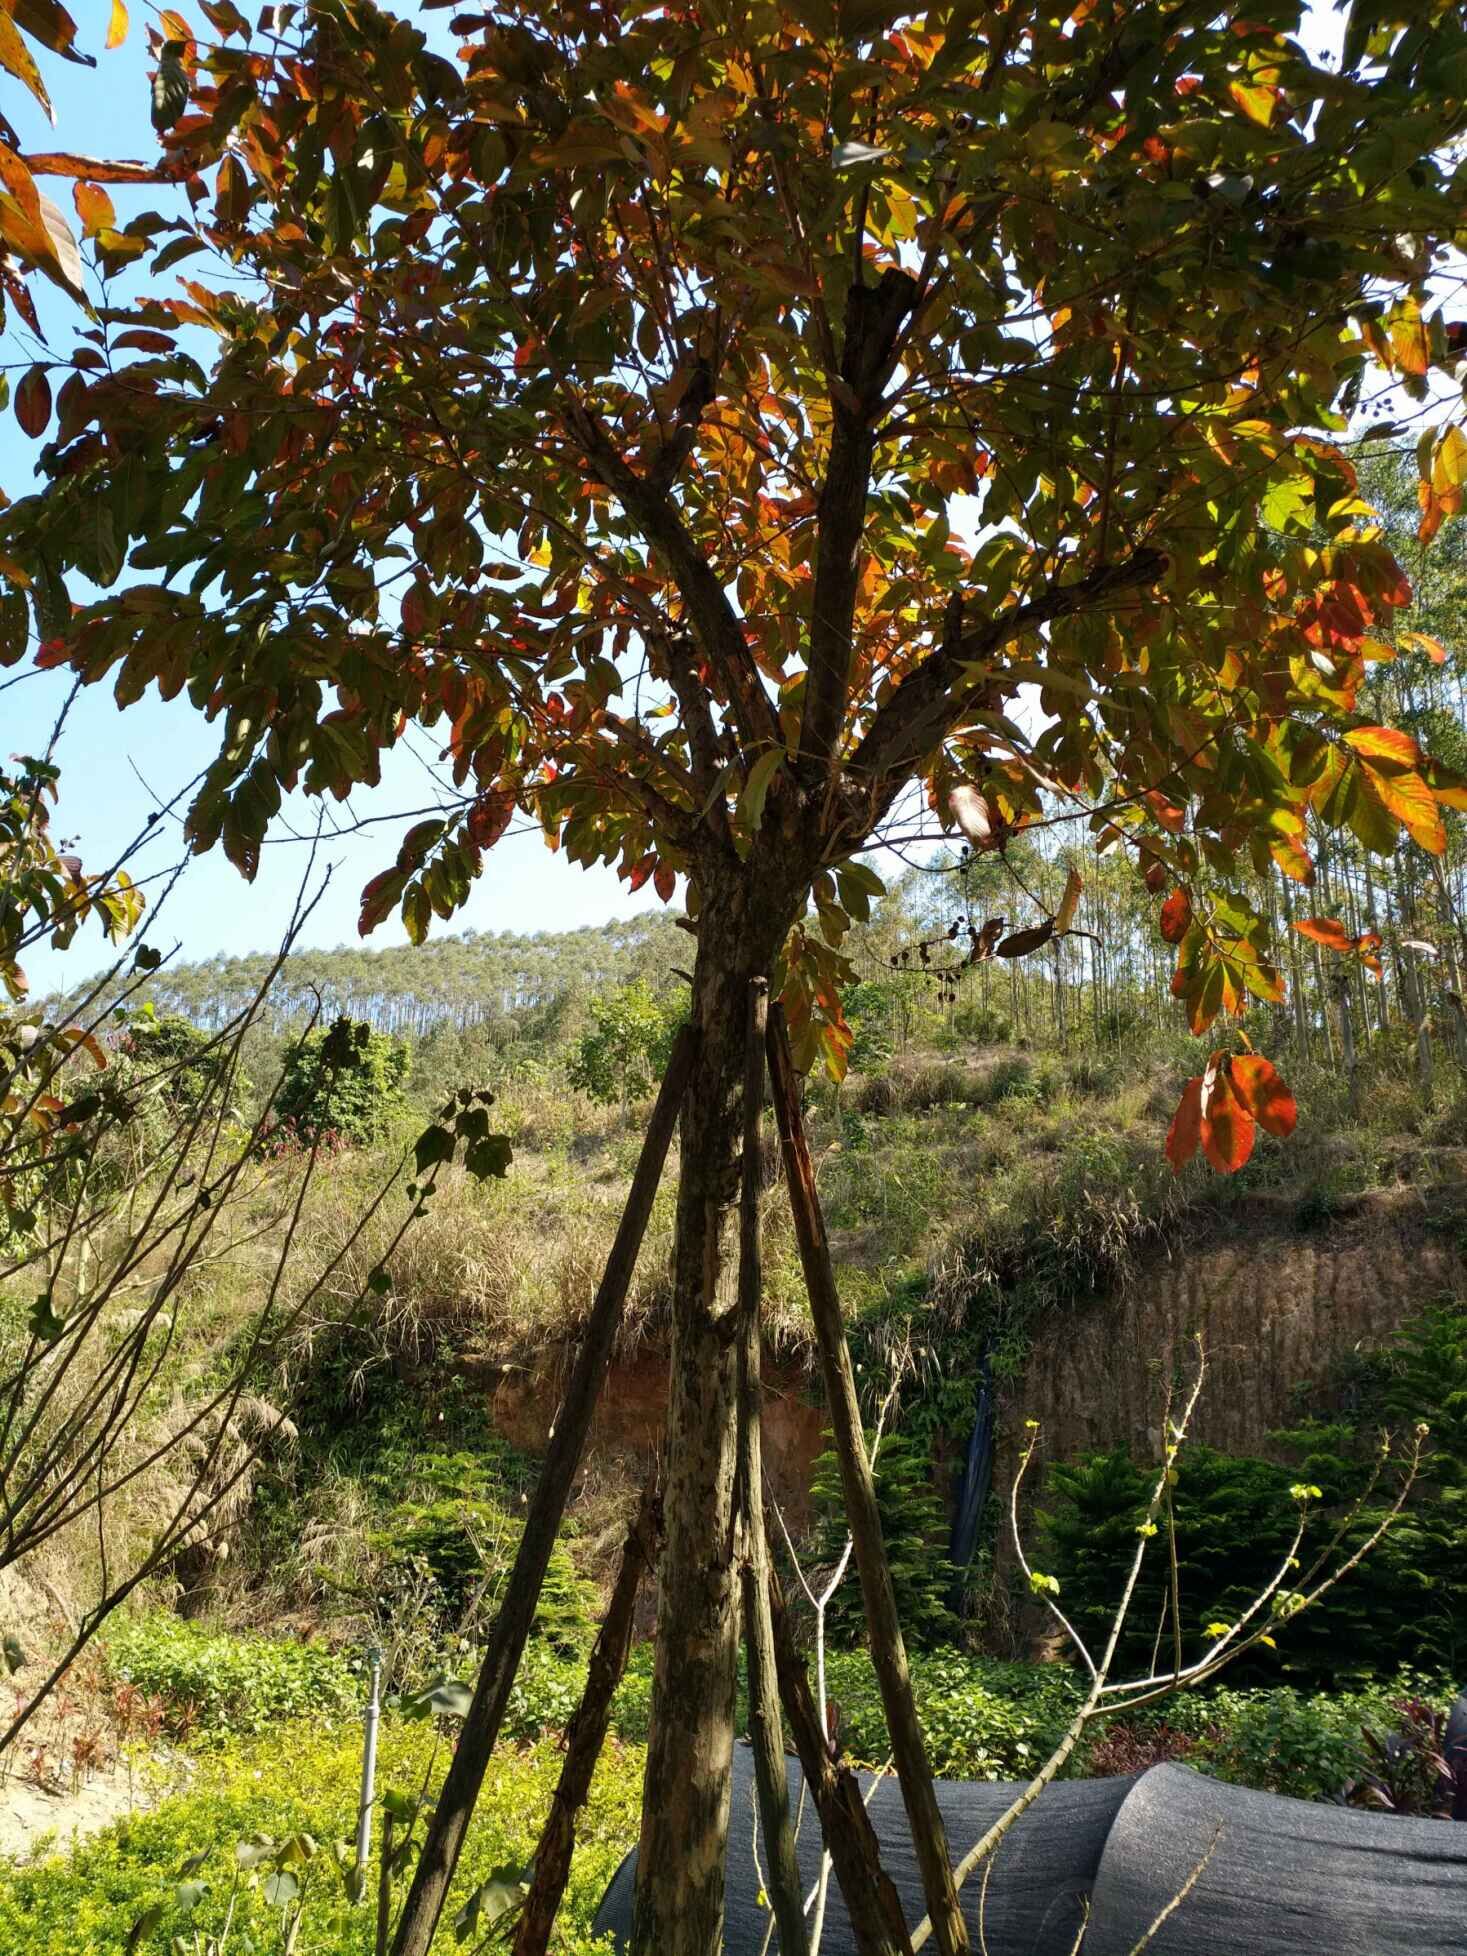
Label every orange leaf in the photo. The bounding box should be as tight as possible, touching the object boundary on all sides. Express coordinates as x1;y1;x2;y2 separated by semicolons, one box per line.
1389;296;1430;378
1200;1069;1256;1174
1228;1054;1297;1139
1159;888;1191;944
1361;762;1446;854
1399;630;1447;665
1344;724;1421;769
1165;1076;1203;1173
22;153;163;183
73;181;115;238
1294;916;1354;952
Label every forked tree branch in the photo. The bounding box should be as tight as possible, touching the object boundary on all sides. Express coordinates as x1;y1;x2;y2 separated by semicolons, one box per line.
843;548;1168;825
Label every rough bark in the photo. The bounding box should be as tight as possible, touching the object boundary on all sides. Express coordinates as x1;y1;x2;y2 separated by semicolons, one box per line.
769;1569;914;1956
736;977;808;1956
766;1005;969;1956
630;878;799;1956
800;269;919;783
389;1025;696;1956
512;1475;662;1956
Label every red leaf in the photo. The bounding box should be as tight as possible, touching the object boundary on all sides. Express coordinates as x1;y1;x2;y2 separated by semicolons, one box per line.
1293;916;1354;952
653;862;676;903
995;921;1055;958
1159;888;1191;944
1145;790;1186;834
401;586;429;637
1200;1070;1256;1173
625;852;656;892
358;867;405;938
466;790;512;850
15;364;51;437
1165;1076;1204;1174
1227;1054;1297;1139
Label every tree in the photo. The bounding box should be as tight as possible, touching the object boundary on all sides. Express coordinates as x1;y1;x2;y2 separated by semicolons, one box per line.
5;5;1467;1951
567;978;683;1107
275;1015;411;1145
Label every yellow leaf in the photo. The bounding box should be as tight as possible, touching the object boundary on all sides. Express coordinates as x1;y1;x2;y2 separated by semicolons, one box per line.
1434;424;1467;492
1362;763;1445;854
0;15;53;122
107;0;129;49
73;180;115;238
1229;80;1275;126
1389;296;1429;378
1055;867;1083;934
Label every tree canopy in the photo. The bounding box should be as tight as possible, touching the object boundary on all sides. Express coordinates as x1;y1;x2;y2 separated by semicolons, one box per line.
5;0;1467;1089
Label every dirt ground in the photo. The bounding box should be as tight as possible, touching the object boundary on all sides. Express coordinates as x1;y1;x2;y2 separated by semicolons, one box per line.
0;1762;158;1862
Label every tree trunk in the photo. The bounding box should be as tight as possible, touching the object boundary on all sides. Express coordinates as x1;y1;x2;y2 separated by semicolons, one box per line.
390;1026;695;1956
630;880;797;1956
766;1006;970;1956
736;978;808;1956
769;1569;914;1956
512;1476;661;1956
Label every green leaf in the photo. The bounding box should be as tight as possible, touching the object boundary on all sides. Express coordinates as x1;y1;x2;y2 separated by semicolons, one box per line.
402;1676;473;1721
125;1905;164;1952
29;1290;66;1341
735;748;784;836
151;47;189;133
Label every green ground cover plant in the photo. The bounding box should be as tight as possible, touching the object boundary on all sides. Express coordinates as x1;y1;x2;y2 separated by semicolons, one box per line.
0;1718;638;1956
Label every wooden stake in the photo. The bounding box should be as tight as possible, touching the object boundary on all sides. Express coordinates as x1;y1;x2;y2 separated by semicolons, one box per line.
512;1475;662;1956
391;1026;697;1956
768;1567;914;1956
766;1005;968;1956
737;978;808;1956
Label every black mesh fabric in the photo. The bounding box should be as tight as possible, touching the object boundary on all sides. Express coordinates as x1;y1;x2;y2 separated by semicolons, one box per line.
590;1747;1467;1954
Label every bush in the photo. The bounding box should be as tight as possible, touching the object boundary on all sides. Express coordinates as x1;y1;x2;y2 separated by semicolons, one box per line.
1039;1445;1299;1681
810;1428;958;1649
566;980;683;1108
0;1717;638;1956
827;1649;1081;1779
102;1617;359;1738
1159;1675;1455;1804
115;1010;239;1113
370;1449;596;1654
274;1016;410;1145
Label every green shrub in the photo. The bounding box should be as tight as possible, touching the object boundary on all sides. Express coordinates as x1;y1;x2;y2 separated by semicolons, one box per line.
811;1428;958;1649
1039;1445;1299;1682
826;1649;1082;1779
275;1017;410;1145
0;1717;637;1956
371;1461;597;1656
103;1617;359;1737
1156;1675;1454;1804
116;1010;239;1112
566;980;683;1108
